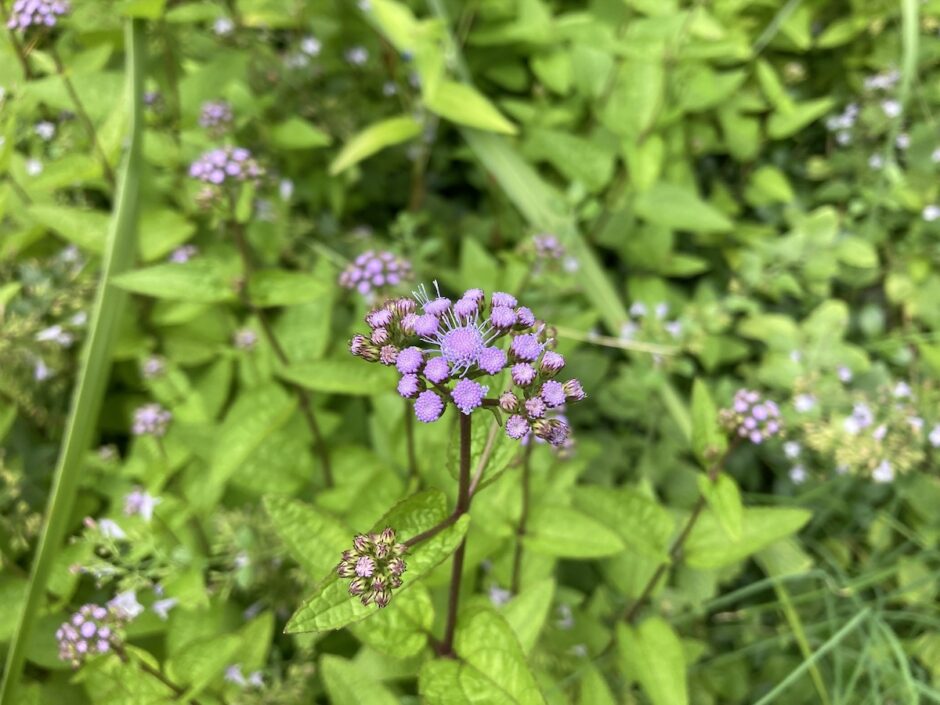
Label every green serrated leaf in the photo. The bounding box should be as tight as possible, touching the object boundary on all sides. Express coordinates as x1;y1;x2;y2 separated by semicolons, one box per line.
696;474;743;541
617;617;688;705
278;359;398;396
111;259;238;303
247;269;330;307
263;496;351;581
321;656;399;705
424;81;517;135
525;504;625;558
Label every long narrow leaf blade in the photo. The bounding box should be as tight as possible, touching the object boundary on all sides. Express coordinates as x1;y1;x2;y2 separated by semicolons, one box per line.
0;19;146;704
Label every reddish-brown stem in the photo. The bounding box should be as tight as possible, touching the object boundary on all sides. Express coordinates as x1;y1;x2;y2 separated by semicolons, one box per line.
440;412;472;657
510;441;534;594
229;217;334;487
621;439;740;623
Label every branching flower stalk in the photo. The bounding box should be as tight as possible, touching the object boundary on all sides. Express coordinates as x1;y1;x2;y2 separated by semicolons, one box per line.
227;212;334;488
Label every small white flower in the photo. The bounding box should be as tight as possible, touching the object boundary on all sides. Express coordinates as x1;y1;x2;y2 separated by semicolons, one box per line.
835;131;852;146
790;349;802;363
70;311;88;327
664;320;682;338
923;205;940;222
569;644;589;657
896;133;910;149
213;17;234;35
555;604;574;630
247;672;264;688
345;46;369;66
109;590;144;619
908;416;924;432
25;158;43;176
929;424;940;447
300;36;321;56
932;147;940;163
283;52;309;69
225;664;247;687
794;394;816;413
872;424;887;441
869;153;884;170
789;465;807;484
837;365;853;383
36;325;73;347
872;460;894;483
654;302;669;319
488;585;511;607
835;464;849;475
357;0;372;10
278;179;294;201
234;552;250;569
881;99;902;118
893;381;912;398
98;519;127;541
124;488;162;521
34;359;52;381
35;121;55;141
562;256;579;273
382;81;397;96
619;321;638;341
783;441;801;459
152;597;178;620
629;302;647;318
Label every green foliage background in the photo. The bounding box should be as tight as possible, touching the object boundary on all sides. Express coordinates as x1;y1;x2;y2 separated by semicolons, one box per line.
2;0;940;703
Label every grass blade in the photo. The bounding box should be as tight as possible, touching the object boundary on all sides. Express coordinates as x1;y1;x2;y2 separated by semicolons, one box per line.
0;19;146;704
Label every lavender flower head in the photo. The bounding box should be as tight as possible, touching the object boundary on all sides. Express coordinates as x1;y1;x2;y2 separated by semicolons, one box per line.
532;233;565;260
234;328;258;350
168;244;198;263
198;100;233;135
7;0;70;31
336;527;407;607
132;403;171;438
349;282;586;446
56;604;126;667
188;147;263;186
140;356;166;380
124;487;161;521
339;250;413;299
719;389;782;444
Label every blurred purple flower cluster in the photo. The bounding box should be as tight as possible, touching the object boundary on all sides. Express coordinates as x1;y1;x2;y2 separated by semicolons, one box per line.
189;147;263;185
338;250;412;298
7;0;69;30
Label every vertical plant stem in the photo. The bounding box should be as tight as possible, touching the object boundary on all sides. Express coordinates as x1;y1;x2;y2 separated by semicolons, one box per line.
0;20;145;705
50;46;116;188
229;220;334;487
404;398;419;482
510;441;534;594
440;412;472;656
622;440;739;623
0;0;33;80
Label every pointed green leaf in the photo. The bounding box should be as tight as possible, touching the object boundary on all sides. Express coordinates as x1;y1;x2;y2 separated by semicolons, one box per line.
247;269;330;307
617;617;688;705
502;578;555;654
424;81;517;135
696;474;743;541
525;504;625;558
684;507;812;569
278;358;398;396
572;486;673;560
321;656;399;705
329;115;421;175
111;259;238;303
634;183;732;233
263;496;351;580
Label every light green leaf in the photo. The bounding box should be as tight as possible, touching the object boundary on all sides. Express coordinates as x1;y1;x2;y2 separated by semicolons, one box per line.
350;583;434;658
690;379;726;466
263;496;351;581
502;579;555;655
329;115;421;175
25;204;109;253
111;259;238;303
767;98;835;139
696;474;743;541
837;237;879;269
166;635;240;698
685;507;812;569
572;486;673;560
247;269;330;307
369;0;421;53
525;504;625;558
420;606;546;705
138;208;196;262
279;358;398;396
321;656;399;705
634;183;732;233
578;665;617;705
424;81;518;135
270;117;332;150
617;617;688;705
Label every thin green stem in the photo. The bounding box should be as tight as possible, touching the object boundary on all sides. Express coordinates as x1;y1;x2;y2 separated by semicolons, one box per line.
50;46;116;188
404;398;419;482
622;439;740;623
229;217;334;487
440;412;472;657
510;441;534;594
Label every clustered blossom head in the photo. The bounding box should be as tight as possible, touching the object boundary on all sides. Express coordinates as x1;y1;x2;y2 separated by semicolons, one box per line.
188;147;263;185
132;403;171;437
336;527;407;608
56;604;126;667
7;0;70;31
198;100;233;134
349;283;585;447
720;389;782;444
532;233;565;260
339;250;413;298
234;328;258;350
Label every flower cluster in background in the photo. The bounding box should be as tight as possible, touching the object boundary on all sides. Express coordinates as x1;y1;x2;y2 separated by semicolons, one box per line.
56;604;125;667
198;100;233;135
338;250;413;299
7;0;69;31
188;147;263;186
336;528;407;607
131;403;171;438
720;389;783;444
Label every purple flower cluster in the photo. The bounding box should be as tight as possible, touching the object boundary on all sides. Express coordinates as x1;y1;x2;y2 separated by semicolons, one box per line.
532;233;565;260
349;283;585;446
56;604;125;667
7;0;69;30
339;250;412;298
720;389;782;444
132;403;171;437
188;147;263;185
336;527;407;608
198;100;233;134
